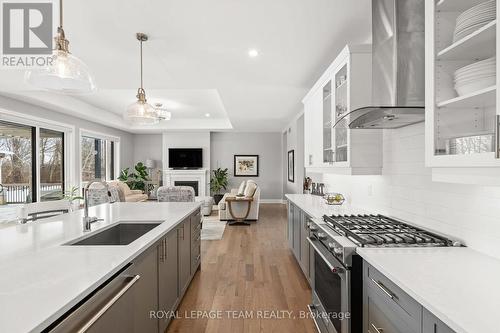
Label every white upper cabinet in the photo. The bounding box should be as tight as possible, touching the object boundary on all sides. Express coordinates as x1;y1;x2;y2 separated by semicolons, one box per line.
425;0;500;185
303;44;382;174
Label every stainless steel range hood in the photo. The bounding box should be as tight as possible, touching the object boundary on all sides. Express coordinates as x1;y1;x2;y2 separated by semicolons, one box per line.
334;0;425;130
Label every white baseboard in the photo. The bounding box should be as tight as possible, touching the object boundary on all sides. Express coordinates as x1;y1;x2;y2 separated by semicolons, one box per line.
260;199;286;204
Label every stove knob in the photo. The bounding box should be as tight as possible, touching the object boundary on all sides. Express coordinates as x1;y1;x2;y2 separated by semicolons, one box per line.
309;225;318;232
318;232;327;240
327;242;336;250
306;223;311;229
333;247;343;256
332;266;345;274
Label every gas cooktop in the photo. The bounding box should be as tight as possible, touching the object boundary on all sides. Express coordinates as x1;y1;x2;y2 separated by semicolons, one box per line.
323;214;455;247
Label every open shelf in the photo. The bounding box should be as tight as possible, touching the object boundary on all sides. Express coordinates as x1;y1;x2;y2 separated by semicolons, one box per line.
436;0;487;12
437;20;496;61
437;85;496;108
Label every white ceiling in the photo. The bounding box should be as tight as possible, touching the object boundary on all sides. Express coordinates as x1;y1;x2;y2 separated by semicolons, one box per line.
0;0;372;133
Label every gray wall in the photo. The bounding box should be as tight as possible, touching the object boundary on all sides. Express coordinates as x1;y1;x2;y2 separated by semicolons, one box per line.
210;132;283;200
133;134;163;168
284;114;305;196
0;95;135;183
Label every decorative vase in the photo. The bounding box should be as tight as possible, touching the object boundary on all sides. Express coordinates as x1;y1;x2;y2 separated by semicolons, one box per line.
213;194;224;205
70;200;81;212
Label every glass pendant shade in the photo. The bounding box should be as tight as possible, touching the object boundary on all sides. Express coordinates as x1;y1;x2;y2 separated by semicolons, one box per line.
157;109;172;121
26;50;96;94
125;99;159;125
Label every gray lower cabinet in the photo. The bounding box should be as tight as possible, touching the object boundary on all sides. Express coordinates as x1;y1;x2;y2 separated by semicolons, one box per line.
364;261;455;333
287;203;294;249
423;308;455;333
178;218;192;295
292;203;301;259
287;201;312;284
191;210;202;275
300;214;311;282
131;246;159;333
158;229;179;333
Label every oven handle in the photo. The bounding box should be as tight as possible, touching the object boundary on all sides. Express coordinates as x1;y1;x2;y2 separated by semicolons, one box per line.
307;237;345;273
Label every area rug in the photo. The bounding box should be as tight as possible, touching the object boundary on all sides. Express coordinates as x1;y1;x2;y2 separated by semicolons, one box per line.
201;215;226;240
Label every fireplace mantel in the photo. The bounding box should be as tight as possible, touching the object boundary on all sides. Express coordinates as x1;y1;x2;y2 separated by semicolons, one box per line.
162;168;209;197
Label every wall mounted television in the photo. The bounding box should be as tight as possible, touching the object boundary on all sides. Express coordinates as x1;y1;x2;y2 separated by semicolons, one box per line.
168;148;203;169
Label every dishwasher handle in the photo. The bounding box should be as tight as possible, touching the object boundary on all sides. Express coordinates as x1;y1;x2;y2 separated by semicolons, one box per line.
77;275;140;333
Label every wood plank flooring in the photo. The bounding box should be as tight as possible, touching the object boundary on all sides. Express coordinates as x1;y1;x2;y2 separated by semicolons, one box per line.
166;203;316;333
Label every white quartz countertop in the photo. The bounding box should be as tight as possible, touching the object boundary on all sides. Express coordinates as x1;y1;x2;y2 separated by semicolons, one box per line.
285;193;377;218
0;202;200;333
286;194;499;333
358;247;500;333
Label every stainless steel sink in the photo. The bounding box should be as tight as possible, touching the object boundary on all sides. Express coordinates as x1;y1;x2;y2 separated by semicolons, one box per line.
68;222;162;246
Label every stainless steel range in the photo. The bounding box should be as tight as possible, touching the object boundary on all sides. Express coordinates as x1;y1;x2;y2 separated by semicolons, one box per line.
307;214;458;333
323;214;456;247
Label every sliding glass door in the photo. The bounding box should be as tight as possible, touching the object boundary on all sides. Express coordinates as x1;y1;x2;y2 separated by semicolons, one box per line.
0;121;35;203
81;136;115;183
39;129;64;201
0;121;66;203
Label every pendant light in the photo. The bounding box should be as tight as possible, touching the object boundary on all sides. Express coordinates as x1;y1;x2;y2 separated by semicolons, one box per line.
124;33;158;125
154;103;172;121
25;0;96;94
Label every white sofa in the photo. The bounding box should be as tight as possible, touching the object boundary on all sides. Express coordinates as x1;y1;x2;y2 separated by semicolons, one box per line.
108;181;148;202
218;180;260;221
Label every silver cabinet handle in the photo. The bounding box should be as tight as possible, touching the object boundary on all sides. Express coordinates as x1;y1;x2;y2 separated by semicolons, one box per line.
370;323;384;333
164;238;167;260
370;278;397;300
77;275;140;333
159;240;164;262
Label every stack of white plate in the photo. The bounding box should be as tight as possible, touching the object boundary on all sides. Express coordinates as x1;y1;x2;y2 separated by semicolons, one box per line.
454;57;496;96
453;0;496;42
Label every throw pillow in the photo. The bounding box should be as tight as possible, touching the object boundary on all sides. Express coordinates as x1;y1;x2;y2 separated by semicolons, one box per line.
237;181;246;196
244;181;257;197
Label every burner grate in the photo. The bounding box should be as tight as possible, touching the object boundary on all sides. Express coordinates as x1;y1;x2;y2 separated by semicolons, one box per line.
323;214;453;247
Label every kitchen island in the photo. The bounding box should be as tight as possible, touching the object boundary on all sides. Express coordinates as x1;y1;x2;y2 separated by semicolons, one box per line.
0;202;201;333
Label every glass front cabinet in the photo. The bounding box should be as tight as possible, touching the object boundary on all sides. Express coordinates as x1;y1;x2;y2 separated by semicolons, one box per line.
426;0;500;185
303;44;382;174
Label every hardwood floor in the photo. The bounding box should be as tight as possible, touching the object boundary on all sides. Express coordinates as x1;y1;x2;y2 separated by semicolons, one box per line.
166;203;316;333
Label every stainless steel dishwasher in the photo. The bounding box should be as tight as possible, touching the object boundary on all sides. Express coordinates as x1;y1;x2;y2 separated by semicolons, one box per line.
46;263;141;333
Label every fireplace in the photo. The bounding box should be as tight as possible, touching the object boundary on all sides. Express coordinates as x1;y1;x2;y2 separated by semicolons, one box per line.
174;181;199;196
163;169;208;197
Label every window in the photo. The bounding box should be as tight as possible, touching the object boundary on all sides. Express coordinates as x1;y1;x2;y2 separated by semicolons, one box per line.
81;136;116;183
39;129;64;201
0;121;35;203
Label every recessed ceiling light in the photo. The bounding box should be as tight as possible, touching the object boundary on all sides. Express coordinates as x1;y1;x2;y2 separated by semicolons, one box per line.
205;113;211;117
248;49;259;58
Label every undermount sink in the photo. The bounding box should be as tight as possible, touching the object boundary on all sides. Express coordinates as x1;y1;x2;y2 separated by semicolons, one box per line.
68;222;162;246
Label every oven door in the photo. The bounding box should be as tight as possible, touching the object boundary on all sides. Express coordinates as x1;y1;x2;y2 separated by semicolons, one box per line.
308;237;350;333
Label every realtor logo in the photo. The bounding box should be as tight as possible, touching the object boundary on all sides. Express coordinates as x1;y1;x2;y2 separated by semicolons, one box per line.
1;0;55;67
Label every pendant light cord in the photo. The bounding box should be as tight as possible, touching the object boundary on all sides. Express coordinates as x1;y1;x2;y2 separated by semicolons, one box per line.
140;39;143;90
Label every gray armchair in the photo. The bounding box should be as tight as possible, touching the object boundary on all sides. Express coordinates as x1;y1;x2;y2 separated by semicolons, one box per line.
157;186;195;202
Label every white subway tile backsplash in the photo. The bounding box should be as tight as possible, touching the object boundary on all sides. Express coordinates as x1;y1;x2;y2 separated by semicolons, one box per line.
318;123;500;259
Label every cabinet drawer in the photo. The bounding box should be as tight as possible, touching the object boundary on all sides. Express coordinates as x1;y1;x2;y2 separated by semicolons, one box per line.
367;290;407;333
191;249;201;273
192;224;201;240
365;264;422;332
191;210;201;224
